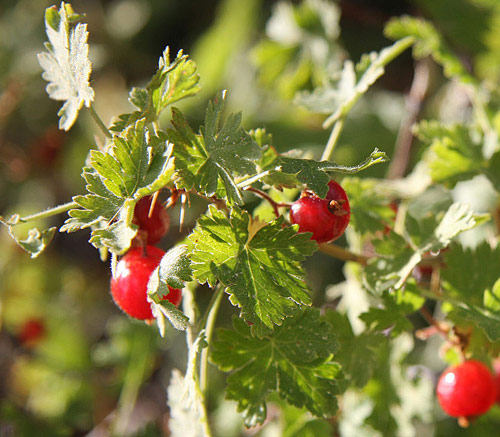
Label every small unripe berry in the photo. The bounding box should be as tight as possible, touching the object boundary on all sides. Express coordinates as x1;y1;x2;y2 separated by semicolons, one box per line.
110;246;181;320
436;360;496;418
290;180;350;243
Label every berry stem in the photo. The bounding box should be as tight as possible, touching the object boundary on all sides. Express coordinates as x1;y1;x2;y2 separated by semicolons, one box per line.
318;243;368;265
244;186;291;218
88;106;112;139
321;118;345;162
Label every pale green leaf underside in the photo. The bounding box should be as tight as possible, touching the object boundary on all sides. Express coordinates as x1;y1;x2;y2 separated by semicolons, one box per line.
38;2;94;131
8;226;57;258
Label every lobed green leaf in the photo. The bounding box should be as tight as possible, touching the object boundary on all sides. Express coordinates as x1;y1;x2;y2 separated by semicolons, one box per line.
211;308;344;427
188;205;316;336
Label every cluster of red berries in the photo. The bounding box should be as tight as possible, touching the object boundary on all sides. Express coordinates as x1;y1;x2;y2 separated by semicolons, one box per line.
110;195;181;321
437;359;500;423
290;180;351;243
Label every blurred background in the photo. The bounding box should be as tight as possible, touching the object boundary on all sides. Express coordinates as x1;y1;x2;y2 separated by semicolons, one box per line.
1;0;500;435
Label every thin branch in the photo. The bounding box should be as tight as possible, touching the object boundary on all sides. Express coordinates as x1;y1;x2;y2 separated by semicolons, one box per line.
321;118;345;162
88;106;112;139
243;186;291;218
318;243;369;265
387;58;431;179
2;201;78;225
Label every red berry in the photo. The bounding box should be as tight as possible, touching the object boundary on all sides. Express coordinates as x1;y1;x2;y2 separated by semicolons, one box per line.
290;180;350;243
110;246;182;320
436;360;496;418
493;359;500;405
133;195;170;244
18;318;46;347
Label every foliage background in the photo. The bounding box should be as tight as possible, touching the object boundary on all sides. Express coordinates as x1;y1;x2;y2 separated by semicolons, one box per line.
1;0;500;435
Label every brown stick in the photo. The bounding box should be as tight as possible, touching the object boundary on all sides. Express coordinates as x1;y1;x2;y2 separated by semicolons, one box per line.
387;58;431;179
318;243;369;265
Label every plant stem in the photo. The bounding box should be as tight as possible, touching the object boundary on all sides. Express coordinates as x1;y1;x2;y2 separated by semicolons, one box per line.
10;201;78;225
200;286;224;394
243;186;290;218
88;106;112;139
387;58;431;179
112;327;154;435
318;243;369;265
321;118;345;162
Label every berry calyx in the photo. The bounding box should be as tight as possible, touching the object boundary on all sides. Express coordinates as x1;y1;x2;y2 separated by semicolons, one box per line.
290;180;350;243
436;359;496;419
133;195;170;245
110;246;182;320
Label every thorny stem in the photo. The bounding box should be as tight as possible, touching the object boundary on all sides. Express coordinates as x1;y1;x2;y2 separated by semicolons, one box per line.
318;243;369;265
4;201;78;225
321;118;345;162
387;58;431;179
244;186;291;218
88;106;112;139
200;286;224;395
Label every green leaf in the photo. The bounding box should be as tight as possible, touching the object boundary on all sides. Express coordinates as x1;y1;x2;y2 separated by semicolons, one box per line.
484;278;500;312
359;285;425;336
384;16;475;83
295;38;413;127
210;308;344;427
60;119;175;254
275;148;388;197
188;205;316;336
150;299;189;334
441;242;500;304
169;92;261;205
325;311;384;388
38;2;94;131
111;48;200;132
7;226;57;258
252;0;342;99
451;305;500;342
150;244;193;291
365;199;478;293
341;177;396;234
415;121;484;186
363;232;421;294
483;149;500;190
147;245;192;334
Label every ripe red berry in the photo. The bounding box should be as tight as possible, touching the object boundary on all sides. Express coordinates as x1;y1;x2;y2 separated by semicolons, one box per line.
493;359;500;405
133;195;170;244
110;246;182;320
290;180;350;243
436;360;496;418
18;318;46;347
